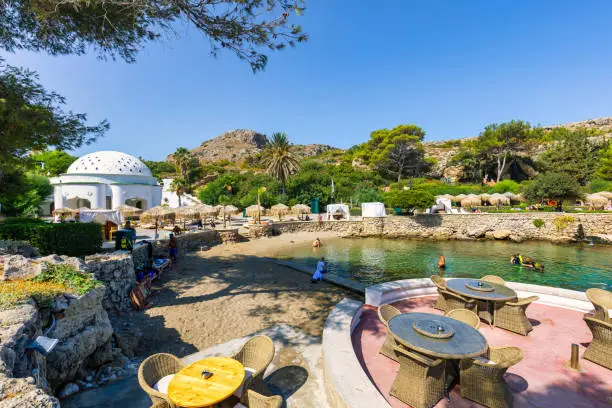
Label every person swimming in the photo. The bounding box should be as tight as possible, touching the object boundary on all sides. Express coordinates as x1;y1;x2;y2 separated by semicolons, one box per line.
313;237;321;248
437;255;446;269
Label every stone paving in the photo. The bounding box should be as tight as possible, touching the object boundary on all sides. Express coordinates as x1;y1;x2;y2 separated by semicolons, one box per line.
352;296;612;408
63;324;328;408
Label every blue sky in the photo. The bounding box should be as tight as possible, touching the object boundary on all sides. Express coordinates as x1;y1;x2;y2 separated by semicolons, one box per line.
4;0;612;160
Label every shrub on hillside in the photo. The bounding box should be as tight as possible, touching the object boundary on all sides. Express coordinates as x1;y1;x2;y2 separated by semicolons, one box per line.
489;180;520;194
384;190;435;213
0;220;102;257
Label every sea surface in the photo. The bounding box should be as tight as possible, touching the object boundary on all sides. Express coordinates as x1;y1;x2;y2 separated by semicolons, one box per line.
280;238;612;291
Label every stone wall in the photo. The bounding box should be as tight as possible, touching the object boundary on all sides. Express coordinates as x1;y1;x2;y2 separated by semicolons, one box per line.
271;213;612;243
85;252;136;313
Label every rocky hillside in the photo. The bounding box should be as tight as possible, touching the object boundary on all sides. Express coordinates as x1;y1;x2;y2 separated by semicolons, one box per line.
423;117;612;179
182;129;336;165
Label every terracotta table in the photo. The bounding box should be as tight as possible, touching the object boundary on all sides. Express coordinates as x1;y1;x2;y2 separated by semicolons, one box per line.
168;357;245;408
446;278;517;325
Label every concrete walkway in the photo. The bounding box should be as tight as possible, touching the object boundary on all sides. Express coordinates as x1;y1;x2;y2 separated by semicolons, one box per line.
63;324;328;408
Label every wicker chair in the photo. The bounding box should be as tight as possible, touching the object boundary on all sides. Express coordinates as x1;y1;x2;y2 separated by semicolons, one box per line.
586;288;612;322
460;346;524;408
494;296;538;335
445;309;480;329
150;402;169;408
390;345;445;408
440;289;476;313
232;335;275;403
583;316;612;370
240;390;283;408
481;275;506;286
378;304;402;361
138;353;184;408
430;275;447;311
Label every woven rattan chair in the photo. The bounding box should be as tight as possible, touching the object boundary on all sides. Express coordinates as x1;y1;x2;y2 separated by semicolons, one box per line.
481;275;506;286
390;345;445;408
240;390;283;408
378;304;402;361
477;276;508;324
440;289;476;313
232;335;275;403
586;288;612;322
445;309;480;329
138;353;184;408
460;346;524;408
150;402;169;408
583;316;612;370
494;296;538;335
430;275;447;311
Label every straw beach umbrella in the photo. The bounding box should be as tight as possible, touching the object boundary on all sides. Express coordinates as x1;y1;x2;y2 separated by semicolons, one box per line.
291;203;311;220
489;193;510;207
245;204;265;218
452;194;467;203
479;193;491;205
503;192;520;203
117;205;142;219
220;205;240;227
141;206;175;237
585;194;609;209
596;191;612;200
460;194;481;208
53;207;74;216
270;203;290;221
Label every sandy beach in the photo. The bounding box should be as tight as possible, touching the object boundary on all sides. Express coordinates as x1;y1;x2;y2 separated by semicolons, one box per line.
117;231;349;357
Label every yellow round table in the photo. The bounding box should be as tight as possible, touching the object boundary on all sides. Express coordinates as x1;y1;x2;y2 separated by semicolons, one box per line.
168;357;245;408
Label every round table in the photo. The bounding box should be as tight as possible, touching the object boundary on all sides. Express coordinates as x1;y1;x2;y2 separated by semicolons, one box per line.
446;278;517;326
446;278;517;302
168;356;245;408
388;313;488;359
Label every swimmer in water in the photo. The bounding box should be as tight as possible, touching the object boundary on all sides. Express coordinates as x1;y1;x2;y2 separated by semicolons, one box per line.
437;255;446;269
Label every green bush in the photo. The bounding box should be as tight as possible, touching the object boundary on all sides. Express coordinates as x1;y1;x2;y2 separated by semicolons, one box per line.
33;263;101;296
0;220;102;257
533;219;545;229
587;178;612;193
489;180;520;194
349;207;362;216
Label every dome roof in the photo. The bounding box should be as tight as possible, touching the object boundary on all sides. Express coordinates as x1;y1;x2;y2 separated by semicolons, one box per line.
67;151;152;176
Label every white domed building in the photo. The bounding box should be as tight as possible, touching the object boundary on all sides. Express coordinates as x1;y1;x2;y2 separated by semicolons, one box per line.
50;151;162;211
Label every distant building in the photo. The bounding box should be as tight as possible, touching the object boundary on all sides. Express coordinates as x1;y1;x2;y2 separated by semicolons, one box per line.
50;151;162;211
161;178;201;208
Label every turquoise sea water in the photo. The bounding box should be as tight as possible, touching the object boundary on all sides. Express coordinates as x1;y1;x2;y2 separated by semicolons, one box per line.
281;238;612;292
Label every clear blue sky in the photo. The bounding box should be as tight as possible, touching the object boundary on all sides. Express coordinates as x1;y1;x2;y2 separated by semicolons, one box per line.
4;0;612;160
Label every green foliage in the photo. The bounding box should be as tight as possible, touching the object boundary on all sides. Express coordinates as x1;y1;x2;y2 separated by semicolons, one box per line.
538;129;604;185
30;150;77;176
595;143;612;181
384;190;435;212
34;263;101;296
489;180;520;194
587;178;612;193
438;140;462;148
533;219;545;229
523;172;582;210
140;158;175;180
0;220;102;256
0;173;52;216
353;124;428;181
0;0;307;72
260;132;300;189
0;60;108;196
553;215;576;231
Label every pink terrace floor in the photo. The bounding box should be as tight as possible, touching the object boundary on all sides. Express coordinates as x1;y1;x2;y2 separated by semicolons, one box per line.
352;296;612;408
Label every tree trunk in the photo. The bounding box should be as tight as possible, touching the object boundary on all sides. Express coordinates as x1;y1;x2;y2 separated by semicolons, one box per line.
496;153;507;183
178;194;182;207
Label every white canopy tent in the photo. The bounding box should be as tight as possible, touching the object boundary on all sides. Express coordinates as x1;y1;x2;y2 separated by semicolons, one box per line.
326;204;350;220
78;209;123;226
361;202;386;217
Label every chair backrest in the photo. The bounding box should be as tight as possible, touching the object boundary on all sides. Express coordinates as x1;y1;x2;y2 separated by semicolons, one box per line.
586;288;612;307
445;309;480;329
234;335;275;374
481;275;506;286
488;346;524;368
430;275;447;289
245;390;283;408
138;353;183;390
378;304;401;326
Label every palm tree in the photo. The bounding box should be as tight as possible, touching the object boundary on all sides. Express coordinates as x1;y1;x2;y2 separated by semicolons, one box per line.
170;178;186;207
172;147;193;185
260;132;300;193
257;186;267;224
